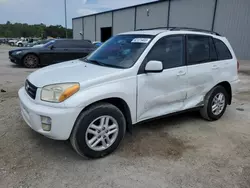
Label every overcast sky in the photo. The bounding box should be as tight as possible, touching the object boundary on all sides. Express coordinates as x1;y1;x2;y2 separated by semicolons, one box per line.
0;0;157;27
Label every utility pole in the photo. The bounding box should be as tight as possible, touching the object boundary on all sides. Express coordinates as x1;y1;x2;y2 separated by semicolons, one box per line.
64;0;68;38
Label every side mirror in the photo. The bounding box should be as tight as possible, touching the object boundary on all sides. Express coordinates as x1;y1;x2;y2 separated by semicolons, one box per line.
145;60;163;73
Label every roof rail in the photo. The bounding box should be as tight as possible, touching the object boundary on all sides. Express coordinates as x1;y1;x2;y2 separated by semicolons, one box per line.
135;27;221;36
135;27;172;31
169;27;221;36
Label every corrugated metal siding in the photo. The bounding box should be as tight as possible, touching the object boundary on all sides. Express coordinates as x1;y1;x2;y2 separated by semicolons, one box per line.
113;8;135;35
213;0;250;60
136;1;169;30
96;12;112;41
72;18;83;39
83;16;95;41
169;0;215;30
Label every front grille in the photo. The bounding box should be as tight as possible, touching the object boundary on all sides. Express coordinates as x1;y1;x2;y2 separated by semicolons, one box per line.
25;80;37;99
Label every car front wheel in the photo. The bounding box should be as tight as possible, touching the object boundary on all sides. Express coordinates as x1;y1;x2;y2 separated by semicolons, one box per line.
23;54;39;68
200;85;228;121
70;103;126;158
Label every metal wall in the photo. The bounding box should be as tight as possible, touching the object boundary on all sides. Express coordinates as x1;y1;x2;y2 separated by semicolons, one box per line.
169;0;215;30
83;16;95;41
73;0;250;59
213;0;250;59
72;18;83;40
113;8;135;35
95;12;112;41
136;1;169;29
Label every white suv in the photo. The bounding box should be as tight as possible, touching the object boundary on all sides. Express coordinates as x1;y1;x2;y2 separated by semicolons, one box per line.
18;28;240;158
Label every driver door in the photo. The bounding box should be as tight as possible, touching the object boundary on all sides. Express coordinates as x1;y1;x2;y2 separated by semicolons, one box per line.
137;35;188;122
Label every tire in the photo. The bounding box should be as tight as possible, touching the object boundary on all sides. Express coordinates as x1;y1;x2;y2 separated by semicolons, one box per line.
23;54;39;68
70;103;126;158
200;85;228;121
18;43;23;47
10;42;14;46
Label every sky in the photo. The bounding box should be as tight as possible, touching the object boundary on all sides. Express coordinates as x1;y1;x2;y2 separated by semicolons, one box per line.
0;0;157;28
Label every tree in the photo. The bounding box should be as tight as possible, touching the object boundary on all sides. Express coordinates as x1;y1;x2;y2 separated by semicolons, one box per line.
0;22;73;38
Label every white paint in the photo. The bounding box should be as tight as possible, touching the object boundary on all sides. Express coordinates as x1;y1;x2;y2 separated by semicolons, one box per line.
18;29;240;140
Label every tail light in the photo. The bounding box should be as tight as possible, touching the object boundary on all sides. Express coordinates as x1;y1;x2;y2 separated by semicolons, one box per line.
237;61;240;72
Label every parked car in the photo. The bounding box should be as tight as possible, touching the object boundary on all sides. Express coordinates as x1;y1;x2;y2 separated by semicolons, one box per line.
8;39;18;46
15;38;40;47
9;39;96;68
24;39;53;47
18;28;239;158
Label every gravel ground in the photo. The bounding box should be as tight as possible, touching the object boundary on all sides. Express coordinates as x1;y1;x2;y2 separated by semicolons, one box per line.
0;45;250;188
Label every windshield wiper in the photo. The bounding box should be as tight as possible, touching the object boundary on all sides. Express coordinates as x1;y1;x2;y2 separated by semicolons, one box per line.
81;58;123;69
86;59;106;67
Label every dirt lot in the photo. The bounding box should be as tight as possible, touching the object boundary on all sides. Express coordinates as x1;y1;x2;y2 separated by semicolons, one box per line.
0;45;250;188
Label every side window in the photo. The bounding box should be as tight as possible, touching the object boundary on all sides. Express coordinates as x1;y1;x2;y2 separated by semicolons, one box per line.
213;38;232;60
54;40;70;48
146;36;184;69
75;40;94;48
187;35;210;65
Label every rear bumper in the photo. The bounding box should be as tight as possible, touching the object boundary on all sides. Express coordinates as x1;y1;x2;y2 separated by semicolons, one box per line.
231;79;240;95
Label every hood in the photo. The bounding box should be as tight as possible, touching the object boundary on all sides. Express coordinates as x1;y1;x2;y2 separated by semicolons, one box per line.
9;47;31;53
27;59;123;87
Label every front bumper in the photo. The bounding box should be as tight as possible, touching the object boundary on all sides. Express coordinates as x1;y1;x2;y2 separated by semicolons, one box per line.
18;87;82;140
9;55;22;65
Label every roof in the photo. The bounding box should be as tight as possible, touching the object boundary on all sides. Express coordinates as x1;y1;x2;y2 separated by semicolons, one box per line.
119;29;167;36
73;0;163;20
118;27;222;37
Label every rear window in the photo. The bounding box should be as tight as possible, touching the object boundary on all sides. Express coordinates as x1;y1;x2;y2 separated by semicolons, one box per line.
187;35;210;65
213;38;232;60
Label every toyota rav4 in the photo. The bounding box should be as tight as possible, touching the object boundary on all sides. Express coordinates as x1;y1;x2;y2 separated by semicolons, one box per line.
18;28;240;158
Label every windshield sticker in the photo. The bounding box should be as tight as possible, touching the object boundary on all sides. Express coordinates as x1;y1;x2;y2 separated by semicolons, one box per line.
131;38;151;43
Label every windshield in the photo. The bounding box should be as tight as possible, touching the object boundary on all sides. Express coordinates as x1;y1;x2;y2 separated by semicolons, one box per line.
43;40;55;48
85;34;153;68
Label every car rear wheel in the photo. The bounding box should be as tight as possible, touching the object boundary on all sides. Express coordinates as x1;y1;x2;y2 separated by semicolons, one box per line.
23;54;39;68
70;103;126;158
18;43;23;47
200;86;228;121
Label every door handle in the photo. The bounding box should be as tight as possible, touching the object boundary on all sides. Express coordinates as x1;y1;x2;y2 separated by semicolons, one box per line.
212;65;219;70
177;71;186;76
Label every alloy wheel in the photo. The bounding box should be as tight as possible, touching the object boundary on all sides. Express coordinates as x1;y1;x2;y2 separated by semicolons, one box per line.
211;92;225;115
24;55;38;68
85;115;119;151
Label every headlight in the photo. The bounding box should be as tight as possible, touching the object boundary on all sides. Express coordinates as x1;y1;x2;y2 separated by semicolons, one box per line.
41;83;80;103
14;51;22;55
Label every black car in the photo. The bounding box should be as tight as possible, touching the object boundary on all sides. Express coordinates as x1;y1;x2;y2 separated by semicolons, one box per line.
9;39;96;68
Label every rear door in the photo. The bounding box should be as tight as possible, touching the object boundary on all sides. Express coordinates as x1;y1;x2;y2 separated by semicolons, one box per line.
185;35;219;109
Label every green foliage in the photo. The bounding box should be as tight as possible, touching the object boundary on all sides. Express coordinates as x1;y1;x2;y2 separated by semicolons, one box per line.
0;21;73;38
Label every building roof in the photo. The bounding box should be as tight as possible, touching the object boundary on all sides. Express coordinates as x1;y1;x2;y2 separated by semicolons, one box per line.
73;0;165;20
